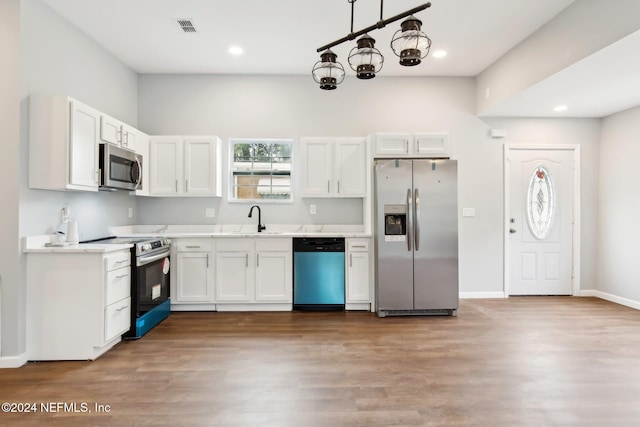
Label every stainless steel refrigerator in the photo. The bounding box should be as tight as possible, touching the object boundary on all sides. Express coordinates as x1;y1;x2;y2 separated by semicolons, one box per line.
374;159;458;317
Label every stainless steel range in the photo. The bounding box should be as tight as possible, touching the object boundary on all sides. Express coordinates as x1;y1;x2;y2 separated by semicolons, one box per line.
83;236;172;339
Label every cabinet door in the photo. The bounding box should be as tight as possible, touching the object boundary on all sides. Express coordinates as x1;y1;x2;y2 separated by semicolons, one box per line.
414;133;450;157
215;252;253;302
150;137;181;194
347;251;370;302
184;138;215;194
121;123;138;152
69;101;100;189
374;133;412;156
175;252;214;303
335;138;366;196
100;114;122;146
301;138;332;195
255;251;292;302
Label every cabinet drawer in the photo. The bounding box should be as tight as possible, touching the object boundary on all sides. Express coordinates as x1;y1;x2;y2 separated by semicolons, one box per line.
175;240;213;252
106;251;131;271
105;297;131;342
106;267;130;305
216;238;252;252
347;240;369;252
255;238;291;252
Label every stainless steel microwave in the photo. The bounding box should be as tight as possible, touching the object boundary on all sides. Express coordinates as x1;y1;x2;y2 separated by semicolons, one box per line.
99;143;142;191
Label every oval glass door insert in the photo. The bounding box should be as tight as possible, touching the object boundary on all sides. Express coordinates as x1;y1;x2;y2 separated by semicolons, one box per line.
526;165;555;239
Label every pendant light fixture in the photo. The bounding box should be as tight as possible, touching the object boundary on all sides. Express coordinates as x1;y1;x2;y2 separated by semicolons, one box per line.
312;49;346;90
391;15;432;66
348;34;384;79
312;0;432;89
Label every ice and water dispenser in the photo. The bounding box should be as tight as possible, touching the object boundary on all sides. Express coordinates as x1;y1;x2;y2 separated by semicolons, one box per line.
384;205;407;242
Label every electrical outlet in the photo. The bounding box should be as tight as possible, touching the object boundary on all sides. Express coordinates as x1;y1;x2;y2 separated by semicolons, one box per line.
128;207;133;218
205;208;216;218
462;208;476;217
310;204;317;215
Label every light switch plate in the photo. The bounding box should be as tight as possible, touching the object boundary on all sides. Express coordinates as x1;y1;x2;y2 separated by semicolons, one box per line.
462;208;475;217
128;207;133;218
310;204;317;215
205;208;216;218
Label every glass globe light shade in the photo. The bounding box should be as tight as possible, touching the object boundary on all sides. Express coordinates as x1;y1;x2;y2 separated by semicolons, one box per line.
391;16;432;66
312;49;346;90
348;34;384;80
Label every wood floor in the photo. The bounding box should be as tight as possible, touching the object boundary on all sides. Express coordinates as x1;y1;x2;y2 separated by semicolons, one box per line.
2;297;640;426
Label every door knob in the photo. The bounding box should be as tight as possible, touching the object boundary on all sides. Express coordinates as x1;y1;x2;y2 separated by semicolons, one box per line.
509;228;517;234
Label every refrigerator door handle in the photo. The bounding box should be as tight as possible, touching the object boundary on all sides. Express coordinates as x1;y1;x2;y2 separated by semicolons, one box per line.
414;188;420;251
407;188;413;252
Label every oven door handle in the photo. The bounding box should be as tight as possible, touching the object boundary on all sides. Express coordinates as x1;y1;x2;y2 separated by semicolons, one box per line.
137;249;170;267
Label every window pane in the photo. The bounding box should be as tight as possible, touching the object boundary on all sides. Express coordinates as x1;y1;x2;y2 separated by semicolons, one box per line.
229;139;293;200
526;165;555;239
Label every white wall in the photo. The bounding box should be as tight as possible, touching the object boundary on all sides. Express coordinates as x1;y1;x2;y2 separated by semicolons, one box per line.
0;0;22;360
597;106;640;303
481;117;601;292
137;75;481;227
20;0;139;240
138;74;506;294
476;0;640;115
2;0;140;361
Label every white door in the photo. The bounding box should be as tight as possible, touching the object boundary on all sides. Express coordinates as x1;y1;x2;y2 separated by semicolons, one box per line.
255;251;291;302
215;252;253;302
335;138;366;196
69;101;99;189
300;138;332;195
507;148;575;295
149;138;181;194
184;138;214;194
175;252;213;303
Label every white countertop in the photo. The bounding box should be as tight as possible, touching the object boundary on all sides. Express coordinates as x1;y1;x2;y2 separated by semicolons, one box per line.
23;236;133;254
109;224;372;239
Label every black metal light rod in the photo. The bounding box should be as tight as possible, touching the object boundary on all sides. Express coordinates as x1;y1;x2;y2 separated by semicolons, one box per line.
316;2;431;53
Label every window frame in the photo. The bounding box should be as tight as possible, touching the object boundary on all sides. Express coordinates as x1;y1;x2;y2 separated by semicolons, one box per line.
227;138;294;203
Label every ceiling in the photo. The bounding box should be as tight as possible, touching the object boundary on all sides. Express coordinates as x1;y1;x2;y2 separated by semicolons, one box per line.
39;0;640;118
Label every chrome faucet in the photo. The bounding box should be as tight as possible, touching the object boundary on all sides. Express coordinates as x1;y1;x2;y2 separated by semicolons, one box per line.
248;204;266;233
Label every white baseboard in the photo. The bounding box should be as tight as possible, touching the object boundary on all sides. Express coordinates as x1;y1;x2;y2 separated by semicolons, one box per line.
460;292;506;299
578;289;640;310
0;353;27;369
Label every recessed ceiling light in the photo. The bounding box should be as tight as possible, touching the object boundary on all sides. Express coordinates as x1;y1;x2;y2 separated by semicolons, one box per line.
228;46;243;56
553;105;568;112
432;50;447;58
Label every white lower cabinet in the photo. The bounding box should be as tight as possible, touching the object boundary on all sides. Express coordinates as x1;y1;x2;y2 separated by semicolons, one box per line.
346;238;372;311
215;238;292;311
26;249;131;361
171;239;215;311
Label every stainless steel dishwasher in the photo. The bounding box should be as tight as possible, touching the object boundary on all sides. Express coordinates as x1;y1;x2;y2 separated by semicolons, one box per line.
293;238;345;311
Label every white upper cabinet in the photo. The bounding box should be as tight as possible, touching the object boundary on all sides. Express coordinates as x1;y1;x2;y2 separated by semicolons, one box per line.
373;132;451;158
149;136;222;197
29;95;100;192
300;137;366;197
100;114;140;153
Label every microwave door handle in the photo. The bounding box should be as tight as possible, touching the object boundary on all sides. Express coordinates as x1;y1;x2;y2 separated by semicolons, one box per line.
132;158;142;190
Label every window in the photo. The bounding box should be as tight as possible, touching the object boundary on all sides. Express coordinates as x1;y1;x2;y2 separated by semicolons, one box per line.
526;165;555;239
229;139;292;201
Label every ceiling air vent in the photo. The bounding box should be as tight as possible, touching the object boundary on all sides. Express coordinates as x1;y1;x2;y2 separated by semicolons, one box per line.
174;19;197;33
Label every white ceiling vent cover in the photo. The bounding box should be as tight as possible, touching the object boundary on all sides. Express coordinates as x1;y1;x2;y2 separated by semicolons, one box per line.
174;19;197;33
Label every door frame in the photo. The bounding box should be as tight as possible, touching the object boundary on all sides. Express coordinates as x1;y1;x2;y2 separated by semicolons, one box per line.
503;144;581;297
